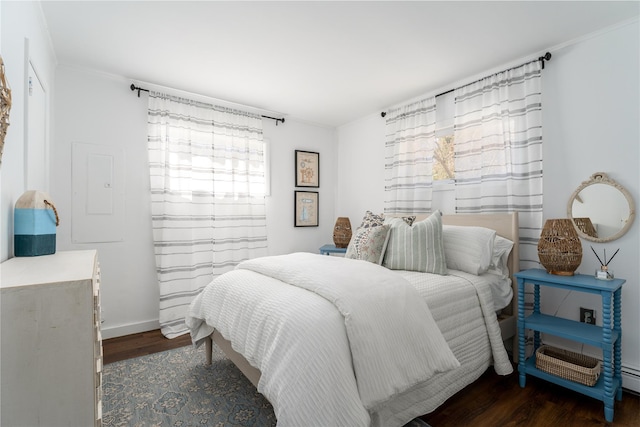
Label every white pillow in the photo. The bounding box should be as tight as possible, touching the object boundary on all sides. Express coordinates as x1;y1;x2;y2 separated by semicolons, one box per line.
442;225;496;275
486;235;514;278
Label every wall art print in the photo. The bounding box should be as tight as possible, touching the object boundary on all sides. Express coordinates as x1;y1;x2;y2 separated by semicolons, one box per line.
295;150;319;188
294;191;318;227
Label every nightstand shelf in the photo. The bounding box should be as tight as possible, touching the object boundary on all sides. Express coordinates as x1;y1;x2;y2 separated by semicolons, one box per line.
522;357;621;401
515;268;625;423
524;313;619;348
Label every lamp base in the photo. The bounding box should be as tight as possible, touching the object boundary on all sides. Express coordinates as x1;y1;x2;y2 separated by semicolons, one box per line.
547;270;575;276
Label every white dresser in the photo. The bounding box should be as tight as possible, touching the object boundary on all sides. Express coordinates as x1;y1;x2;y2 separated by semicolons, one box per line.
1;250;103;426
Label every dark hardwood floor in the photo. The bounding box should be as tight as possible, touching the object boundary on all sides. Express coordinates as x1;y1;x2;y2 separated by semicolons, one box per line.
103;330;639;426
103;329;192;365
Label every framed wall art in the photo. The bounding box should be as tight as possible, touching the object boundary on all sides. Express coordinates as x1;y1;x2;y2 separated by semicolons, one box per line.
295;150;319;188
294;191;318;227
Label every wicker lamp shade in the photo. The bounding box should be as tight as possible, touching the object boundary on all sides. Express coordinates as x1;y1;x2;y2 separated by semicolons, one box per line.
573;217;598;238
333;217;352;248
538;219;583;276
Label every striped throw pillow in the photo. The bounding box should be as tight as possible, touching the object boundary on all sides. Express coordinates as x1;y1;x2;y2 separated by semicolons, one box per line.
382;211;448;275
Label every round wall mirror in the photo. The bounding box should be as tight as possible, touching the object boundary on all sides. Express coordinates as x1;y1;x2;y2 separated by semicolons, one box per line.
567;172;635;242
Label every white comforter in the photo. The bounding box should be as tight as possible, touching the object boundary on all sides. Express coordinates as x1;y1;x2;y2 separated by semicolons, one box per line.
186;253;511;427
238;253;460;409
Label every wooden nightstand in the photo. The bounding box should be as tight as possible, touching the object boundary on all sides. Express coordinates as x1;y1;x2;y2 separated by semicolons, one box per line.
515;268;625;422
319;244;347;256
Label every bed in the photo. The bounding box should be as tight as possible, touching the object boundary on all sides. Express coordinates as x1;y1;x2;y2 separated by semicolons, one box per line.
186;212;520;427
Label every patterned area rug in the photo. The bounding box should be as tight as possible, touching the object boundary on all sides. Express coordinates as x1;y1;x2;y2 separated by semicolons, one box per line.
103;344;432;427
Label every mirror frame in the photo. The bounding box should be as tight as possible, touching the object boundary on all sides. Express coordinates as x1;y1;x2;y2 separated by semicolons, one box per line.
0;54;12;166
567;172;636;243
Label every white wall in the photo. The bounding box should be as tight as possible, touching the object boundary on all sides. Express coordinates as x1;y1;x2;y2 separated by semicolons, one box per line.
263;118;337;256
0;1;56;262
52;67;159;337
51;66;337;338
336;113;386;223
336;20;640;391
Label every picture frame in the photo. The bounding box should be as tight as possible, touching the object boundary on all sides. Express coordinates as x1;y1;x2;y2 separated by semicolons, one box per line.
294;191;319;227
295;150;319;188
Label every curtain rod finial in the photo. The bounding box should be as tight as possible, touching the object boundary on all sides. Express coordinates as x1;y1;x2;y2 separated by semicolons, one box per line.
130;83;148;97
539;52;552;69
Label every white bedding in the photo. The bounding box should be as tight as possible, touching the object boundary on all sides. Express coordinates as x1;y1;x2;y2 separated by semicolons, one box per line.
186;254;513;427
398;269;513;315
239;254;460;409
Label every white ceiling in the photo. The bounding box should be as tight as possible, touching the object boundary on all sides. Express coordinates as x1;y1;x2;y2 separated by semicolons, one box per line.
40;1;639;127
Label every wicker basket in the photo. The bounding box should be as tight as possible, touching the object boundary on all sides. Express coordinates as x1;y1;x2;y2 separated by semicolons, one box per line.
536;345;601;386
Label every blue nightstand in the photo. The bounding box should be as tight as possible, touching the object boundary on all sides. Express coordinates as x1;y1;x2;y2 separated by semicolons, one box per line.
515;268;625;422
319;244;347;256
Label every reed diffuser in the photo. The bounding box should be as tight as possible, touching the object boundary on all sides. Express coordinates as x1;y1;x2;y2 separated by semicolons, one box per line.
591;246;619;280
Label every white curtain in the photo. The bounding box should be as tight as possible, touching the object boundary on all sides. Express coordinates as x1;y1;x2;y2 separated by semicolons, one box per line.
147;92;268;338
453;60;543;270
384;98;437;214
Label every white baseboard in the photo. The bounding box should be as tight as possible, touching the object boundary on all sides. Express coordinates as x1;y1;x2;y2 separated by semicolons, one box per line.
101;319;161;340
622;365;640;394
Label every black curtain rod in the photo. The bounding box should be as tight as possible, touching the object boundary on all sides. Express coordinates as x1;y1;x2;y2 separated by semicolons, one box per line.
130;83;149;97
130;83;285;125
380;52;552;118
261;115;286;125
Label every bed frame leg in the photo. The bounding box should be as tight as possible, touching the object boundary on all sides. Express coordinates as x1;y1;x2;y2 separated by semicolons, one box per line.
205;335;213;365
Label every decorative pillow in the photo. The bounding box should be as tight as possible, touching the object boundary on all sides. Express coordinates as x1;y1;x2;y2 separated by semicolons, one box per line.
360;211;385;228
382;211;448;275
401;215;416;226
345;224;391;265
486;235;514;278
442;225;496;275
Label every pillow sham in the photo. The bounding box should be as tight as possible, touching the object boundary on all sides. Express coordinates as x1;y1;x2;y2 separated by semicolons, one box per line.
382;211;448;275
345;224;391;265
402;215;416;226
442;225;496;275
360;211;385;228
358;211;414;228
486;235;514;278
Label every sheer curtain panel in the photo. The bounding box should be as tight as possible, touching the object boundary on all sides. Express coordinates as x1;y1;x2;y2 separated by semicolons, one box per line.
453;60;544;270
148;92;267;338
384;98;437;214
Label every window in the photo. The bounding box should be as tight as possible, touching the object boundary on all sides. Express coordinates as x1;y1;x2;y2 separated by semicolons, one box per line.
433;91;455;182
433;134;454;181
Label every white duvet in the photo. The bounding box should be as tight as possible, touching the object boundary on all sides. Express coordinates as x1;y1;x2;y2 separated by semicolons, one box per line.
186;253;512;427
